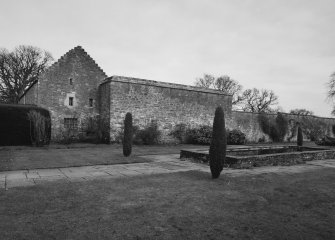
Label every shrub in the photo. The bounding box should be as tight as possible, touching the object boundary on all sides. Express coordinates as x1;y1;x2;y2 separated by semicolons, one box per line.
0;103;51;146
134;121;161;145
269;125;280;142
258;112;288;142
185;125;212;145
258;113;271;135
227;129;246;145
209;106;226;179
297;125;303;147
169;123;187;142
332;125;335;135
123;112;133;156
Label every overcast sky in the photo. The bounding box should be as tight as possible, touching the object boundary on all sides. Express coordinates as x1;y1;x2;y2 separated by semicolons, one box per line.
1;0;335;116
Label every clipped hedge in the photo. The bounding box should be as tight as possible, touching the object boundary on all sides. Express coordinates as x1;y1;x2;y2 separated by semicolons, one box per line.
0;104;51;146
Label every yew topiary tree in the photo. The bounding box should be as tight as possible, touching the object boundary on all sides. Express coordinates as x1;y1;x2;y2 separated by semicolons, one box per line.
209;106;226;179
297;124;303;148
123;112;133;157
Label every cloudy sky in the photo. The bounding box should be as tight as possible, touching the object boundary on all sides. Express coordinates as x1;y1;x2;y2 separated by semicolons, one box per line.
1;0;335;116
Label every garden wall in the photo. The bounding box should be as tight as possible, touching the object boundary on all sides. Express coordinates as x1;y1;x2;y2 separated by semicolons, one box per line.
228;111;335;143
100;76;232;142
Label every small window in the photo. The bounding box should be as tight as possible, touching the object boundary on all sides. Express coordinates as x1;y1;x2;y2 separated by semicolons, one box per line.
69;97;73;106
69;78;73;85
89;98;93;107
64;118;78;130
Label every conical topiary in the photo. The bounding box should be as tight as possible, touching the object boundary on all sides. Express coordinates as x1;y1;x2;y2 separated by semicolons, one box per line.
123;112;133;157
297;124;303;148
209;106;226;179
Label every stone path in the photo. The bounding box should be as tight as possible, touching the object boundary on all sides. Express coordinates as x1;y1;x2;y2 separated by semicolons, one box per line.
1;154;335;190
0;154;208;189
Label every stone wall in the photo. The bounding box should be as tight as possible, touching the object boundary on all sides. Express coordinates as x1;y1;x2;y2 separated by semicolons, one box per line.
98;81;111;142
100;76;232;142
228;111;335;143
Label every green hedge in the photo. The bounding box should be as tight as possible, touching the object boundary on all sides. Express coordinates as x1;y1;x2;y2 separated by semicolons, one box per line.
0;104;51;146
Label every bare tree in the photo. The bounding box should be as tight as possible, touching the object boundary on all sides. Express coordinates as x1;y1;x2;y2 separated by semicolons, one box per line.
289;109;314;116
194;73;215;88
215;75;244;105
0;45;53;103
195;74;244;107
242;88;278;113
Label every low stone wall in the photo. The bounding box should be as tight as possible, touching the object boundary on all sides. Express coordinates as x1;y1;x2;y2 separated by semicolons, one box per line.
180;146;335;169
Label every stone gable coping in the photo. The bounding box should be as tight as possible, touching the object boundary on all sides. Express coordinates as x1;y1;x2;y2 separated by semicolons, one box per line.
102;76;232;96
47;46;107;78
232;110;335;120
19;46;107;100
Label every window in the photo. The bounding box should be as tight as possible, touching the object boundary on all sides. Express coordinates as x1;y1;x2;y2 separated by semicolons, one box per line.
64;118;78;130
69;97;73;106
69;78;73;85
89;98;93;107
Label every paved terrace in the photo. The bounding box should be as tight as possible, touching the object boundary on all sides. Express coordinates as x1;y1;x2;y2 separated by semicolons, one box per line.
1;154;335;190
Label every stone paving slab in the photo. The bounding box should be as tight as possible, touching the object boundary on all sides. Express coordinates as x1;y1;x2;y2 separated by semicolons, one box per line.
116;169;144;177
33;178;69;184
6;172;27;180
25;171;40;179
37;169;64;177
0;173;6;181
6;179;35;188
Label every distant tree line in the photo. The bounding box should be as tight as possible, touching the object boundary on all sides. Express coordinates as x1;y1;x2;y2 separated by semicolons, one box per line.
195;73;316;115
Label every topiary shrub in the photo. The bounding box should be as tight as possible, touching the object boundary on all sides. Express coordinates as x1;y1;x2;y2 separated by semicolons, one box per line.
209;106;226;179
0;104;51;146
227;129;246;145
123;112;133;156
297;125;303;148
134;121;161;145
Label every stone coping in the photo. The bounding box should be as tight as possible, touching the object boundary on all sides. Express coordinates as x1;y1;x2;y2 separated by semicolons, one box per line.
180;146;335;168
102;75;232;96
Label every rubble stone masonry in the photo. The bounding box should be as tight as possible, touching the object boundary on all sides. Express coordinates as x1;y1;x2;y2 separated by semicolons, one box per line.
99;76;232;142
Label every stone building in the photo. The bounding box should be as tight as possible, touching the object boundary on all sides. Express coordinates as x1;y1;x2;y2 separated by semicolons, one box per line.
19;46;232;142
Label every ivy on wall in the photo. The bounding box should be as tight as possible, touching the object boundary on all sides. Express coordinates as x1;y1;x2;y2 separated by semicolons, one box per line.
258;112;329;142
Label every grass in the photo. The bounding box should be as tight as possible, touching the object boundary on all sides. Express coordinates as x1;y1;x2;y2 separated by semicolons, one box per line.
0;144;207;171
0;167;334;239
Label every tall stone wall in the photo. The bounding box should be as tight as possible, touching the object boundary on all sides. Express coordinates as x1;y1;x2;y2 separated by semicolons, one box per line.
100;76;232;142
228;111;335;142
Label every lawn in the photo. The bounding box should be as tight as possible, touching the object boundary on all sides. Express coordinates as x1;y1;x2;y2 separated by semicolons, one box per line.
0;167;334;239
0;144;207;171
